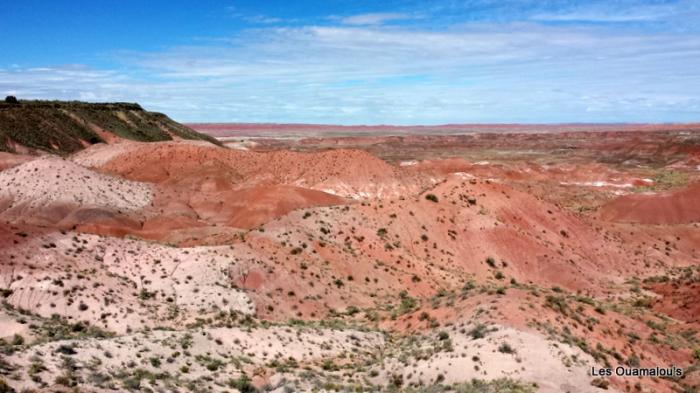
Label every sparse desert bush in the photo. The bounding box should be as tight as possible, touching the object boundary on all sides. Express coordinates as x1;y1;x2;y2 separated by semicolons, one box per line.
55;344;77;355
139;288;156;300
10;335;23;346
149;357;161;368
462;281;476;292
590;378;610;390
452;378;536;393
498;342;515;354
397;291;418;315
545;295;570;316
425;194;439;203
633;297;653;308
635;170;689;191
485;256;496;268
468;324;489;340
0;378;14;393
390;373;404;387
321;359;338;371
346;305;360;315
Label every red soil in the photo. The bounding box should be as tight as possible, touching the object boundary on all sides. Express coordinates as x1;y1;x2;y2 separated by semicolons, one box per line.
95;143;408;196
2;130;699;393
648;279;700;325
189;185;346;229
599;183;700;224
0;152;35;171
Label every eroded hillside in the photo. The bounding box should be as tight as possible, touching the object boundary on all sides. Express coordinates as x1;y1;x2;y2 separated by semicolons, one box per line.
0;130;699;393
0;100;221;155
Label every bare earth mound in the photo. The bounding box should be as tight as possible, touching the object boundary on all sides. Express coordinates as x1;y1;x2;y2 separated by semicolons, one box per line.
0;156;153;226
90;142;427;199
189;184;347;229
599;183;700;224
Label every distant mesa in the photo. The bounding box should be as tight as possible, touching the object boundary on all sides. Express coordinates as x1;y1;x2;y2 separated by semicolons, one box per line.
0;99;220;155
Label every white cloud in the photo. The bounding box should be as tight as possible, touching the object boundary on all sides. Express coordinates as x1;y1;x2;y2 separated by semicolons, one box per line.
242;15;283;24
530;2;683;23
4;17;700;124
226;6;284;25
336;12;414;26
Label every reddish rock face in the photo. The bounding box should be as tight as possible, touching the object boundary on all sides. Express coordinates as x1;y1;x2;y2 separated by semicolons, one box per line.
599;183;700;224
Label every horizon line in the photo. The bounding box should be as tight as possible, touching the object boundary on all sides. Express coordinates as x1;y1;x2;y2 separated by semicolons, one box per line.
184;121;700;127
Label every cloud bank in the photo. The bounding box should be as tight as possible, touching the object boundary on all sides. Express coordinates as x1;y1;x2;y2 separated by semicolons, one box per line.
1;1;699;124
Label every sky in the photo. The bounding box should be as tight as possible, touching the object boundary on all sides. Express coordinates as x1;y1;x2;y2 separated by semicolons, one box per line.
1;0;699;124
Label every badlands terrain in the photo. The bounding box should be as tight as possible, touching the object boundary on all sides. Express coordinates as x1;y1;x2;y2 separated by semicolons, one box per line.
1;104;700;392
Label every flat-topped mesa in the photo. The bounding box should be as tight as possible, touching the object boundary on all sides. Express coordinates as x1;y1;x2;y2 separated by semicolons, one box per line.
0;99;221;154
0;99;143;111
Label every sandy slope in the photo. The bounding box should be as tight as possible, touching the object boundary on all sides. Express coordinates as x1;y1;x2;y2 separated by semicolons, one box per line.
377;324;610;393
0;225;253;333
5;324;383;392
0;156;152;225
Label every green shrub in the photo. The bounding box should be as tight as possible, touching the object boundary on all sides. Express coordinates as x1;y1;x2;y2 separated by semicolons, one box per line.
469;324;488;340
462;281;476;292
149;357;161;368
397;295;418;315
452;378;536;393
10;335;23;346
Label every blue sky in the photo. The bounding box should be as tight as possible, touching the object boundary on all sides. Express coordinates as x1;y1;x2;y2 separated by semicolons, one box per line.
1;0;699;124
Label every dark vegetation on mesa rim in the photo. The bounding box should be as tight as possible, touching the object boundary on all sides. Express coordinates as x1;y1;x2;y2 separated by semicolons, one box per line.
0;97;220;154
